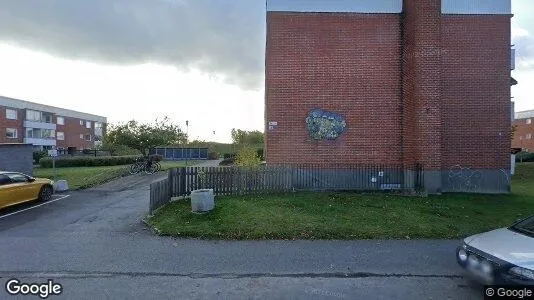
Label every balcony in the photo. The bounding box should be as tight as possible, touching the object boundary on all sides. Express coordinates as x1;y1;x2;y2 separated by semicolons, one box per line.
23;120;56;130
94;128;103;137
24;138;56;146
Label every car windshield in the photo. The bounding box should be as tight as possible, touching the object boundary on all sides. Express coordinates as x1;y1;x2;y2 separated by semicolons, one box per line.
510;216;534;237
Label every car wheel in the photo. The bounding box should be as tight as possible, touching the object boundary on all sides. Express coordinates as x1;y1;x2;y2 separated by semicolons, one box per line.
38;185;53;202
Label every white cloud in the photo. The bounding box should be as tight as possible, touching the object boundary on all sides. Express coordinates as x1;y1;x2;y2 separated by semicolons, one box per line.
0;43;264;143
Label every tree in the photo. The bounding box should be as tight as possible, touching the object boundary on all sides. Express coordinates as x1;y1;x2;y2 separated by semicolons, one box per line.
235;146;261;167
104;117;187;157
231;129;264;145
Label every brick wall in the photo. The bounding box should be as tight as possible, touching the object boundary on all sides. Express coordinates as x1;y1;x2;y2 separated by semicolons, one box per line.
512;118;534;151
401;0;442;171
266;5;511;177
441;15;511;169
57;116;94;149
0;105;24;144
266;12;403;166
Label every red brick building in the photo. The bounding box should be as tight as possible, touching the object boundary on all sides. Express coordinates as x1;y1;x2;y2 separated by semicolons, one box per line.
1;95;106;151
265;0;513;193
512;110;534;152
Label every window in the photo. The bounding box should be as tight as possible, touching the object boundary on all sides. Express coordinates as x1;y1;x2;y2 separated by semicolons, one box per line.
25;128;42;139
42;129;55;139
80;134;84;139
86;121;92;129
57;116;65;125
6;173;29;183
94;122;103;136
527;133;533;140
528;119;532;125
57;132;65;141
6;128;17;139
80;120;84;126
6;108;17;120
26;110;41;121
0;174;11;186
42;113;53;123
85;134;92;141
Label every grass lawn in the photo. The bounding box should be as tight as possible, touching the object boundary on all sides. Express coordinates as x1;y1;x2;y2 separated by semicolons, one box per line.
146;163;534;240
34;161;200;190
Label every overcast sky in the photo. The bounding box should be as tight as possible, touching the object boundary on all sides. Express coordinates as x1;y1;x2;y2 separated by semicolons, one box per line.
0;0;532;143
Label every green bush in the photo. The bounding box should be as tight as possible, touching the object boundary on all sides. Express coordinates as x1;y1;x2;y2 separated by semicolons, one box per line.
235;147;261;167
149;154;164;162
208;151;219;160
256;148;264;161
223;153;236;159
516;152;534;162
39;155;142;168
33;151;48;164
219;157;235;166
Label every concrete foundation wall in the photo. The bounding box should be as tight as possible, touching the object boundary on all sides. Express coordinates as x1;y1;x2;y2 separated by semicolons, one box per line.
286;168;410;191
440;169;511;194
0;143;34;175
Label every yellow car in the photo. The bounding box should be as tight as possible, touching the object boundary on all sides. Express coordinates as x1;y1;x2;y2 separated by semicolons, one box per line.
0;172;54;209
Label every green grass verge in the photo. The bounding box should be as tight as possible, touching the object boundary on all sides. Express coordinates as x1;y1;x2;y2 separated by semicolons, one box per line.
146;163;534;240
34;160;200;190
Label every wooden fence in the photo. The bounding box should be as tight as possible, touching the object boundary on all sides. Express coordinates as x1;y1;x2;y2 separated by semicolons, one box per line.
149;178;170;214
148;164;424;214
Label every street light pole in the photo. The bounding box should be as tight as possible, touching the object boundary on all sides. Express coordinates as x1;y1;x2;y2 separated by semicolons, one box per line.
185;120;189;167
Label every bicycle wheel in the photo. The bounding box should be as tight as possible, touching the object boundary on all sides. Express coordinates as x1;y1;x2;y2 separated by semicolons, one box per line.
132;162;144;174
129;163;138;175
155;162;162;172
144;163;157;174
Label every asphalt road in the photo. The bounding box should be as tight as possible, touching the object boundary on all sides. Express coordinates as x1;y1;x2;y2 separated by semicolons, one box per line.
0;165;485;299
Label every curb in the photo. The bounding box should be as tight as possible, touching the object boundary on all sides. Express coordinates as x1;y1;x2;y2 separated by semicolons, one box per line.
140;218;162;235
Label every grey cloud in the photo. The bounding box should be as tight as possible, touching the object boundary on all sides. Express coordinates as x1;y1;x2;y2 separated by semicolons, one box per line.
0;0;266;90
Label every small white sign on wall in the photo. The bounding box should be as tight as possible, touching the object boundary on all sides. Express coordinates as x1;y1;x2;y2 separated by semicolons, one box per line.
268;121;278;131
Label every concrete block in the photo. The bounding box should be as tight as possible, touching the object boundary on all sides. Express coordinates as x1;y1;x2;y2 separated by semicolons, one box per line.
191;189;215;213
54;180;69;192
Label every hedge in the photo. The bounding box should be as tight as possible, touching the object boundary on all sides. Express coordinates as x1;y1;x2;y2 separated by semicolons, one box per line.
219;157;235;166
39;155;142;168
208;151;219;160
256;148;264;161
516;152;534;163
223;153;236;159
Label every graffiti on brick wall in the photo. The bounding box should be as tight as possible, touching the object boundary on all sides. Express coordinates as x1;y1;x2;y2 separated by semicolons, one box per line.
305;109;347;140
448;165;482;192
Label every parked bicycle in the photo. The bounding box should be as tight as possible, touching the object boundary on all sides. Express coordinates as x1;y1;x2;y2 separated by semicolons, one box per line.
128;156;161;175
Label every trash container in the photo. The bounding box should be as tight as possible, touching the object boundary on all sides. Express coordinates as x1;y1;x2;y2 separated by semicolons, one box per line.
191;189;215;213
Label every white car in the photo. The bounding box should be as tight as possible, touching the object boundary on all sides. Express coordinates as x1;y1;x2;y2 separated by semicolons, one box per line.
456;215;534;286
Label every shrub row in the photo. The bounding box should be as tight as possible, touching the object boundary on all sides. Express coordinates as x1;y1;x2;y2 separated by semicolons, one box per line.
208;151;219;160
516;152;534;163
219;157;235;166
223;149;264;160
33;151;48;164
223;153;236;159
39;155;142;168
256;148;264;161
